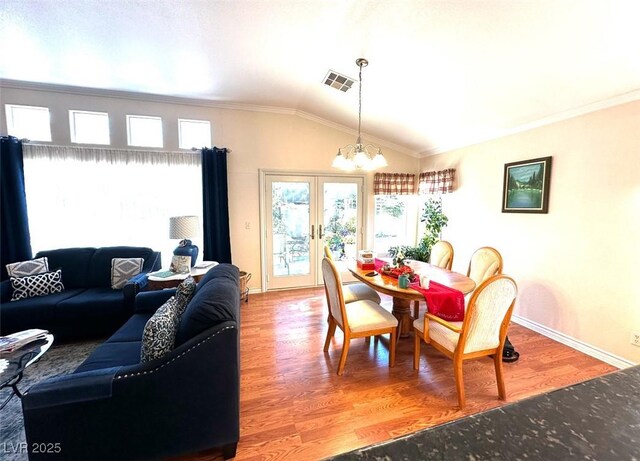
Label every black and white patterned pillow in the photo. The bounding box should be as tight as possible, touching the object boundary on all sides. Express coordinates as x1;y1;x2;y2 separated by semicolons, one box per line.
6;257;49;278
10;269;65;301
140;296;180;363
111;258;144;289
175;276;197;315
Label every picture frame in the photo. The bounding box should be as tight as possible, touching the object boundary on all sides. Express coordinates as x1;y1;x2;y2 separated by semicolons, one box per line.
169;255;191;274
502;156;552;213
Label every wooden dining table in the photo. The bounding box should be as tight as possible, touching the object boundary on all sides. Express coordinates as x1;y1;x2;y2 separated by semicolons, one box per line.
348;260;476;337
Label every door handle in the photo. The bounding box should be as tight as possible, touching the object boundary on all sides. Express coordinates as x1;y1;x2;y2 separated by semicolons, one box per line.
310;224;315;240
318;224;323;239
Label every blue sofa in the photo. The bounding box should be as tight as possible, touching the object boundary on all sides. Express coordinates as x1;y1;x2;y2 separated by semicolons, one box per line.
22;264;241;460
0;246;161;339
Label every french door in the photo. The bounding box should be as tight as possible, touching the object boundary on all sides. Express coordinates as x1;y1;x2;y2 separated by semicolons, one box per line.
263;173;364;290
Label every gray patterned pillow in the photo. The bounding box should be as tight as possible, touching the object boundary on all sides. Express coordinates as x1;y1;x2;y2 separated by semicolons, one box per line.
175;276;197;315
6;257;49;278
140;296;180;363
10;269;65;301
111;258;144;289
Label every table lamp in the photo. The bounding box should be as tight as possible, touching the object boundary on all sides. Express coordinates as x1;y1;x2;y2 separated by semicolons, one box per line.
169;216;199;267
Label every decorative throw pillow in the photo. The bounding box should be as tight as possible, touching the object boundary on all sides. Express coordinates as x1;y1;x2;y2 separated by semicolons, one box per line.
175;276;197;315
140;296;181;363
111;258;144;289
6;257;49;278
11;269;65;301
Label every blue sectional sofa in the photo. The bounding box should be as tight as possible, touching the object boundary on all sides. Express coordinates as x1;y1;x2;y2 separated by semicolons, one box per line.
22;264;241;460
0;246;161;339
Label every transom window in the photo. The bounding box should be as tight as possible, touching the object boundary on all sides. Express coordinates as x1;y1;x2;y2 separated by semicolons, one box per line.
5;104;52;142
178;118;211;149
69;110;110;145
126;115;163;148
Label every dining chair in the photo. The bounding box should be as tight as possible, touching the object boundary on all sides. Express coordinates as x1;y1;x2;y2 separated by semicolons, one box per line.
413;274;518;408
430;240;454;270
324;245;381;304
413;240;455;318
322;257;398;375
466;246;503;287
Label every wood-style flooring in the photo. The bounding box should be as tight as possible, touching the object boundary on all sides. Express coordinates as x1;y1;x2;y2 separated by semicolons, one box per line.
181;287;616;461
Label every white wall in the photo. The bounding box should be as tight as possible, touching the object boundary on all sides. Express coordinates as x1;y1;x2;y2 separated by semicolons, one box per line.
420;101;640;364
0;84;420;292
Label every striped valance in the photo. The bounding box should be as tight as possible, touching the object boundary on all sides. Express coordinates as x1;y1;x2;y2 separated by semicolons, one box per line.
418;168;456;195
374;173;416;195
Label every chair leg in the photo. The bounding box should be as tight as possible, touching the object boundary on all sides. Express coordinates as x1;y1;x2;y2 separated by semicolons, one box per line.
494;352;507;400
337;335;350;375
389;328;397;368
413;300;420;319
413;330;421;370
323;317;337;352
453;356;465;409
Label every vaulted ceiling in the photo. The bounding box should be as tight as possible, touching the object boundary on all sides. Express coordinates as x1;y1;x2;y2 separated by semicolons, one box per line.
2;0;639;155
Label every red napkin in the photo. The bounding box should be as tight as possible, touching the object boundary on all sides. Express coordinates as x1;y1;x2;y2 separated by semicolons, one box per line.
410;280;465;321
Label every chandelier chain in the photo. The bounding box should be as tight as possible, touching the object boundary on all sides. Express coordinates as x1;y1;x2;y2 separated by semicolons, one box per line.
358;62;363;140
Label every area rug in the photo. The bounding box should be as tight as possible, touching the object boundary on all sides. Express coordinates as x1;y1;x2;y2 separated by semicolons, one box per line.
0;340;101;461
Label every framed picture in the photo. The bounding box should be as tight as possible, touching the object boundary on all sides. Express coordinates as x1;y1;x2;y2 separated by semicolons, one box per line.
502;156;552;213
169;255;191;274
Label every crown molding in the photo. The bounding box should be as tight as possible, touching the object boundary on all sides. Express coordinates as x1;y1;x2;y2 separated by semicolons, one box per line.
420;89;640;156
0;79;417;156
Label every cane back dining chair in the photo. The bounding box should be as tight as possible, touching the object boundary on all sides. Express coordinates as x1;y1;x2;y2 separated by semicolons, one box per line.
413;274;518;408
413;240;455;319
322;257;398;375
324;245;381;304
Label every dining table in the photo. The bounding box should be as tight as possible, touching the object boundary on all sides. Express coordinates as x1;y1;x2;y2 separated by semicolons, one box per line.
348;260;476;337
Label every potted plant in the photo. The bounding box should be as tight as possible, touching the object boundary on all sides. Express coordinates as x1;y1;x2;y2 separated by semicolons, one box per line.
389;197;448;264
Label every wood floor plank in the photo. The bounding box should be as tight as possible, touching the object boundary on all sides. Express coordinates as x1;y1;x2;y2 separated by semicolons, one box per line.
179;287;617;461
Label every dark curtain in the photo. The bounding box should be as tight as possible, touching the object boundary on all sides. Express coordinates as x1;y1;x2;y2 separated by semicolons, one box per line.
201;147;232;263
1;136;33;280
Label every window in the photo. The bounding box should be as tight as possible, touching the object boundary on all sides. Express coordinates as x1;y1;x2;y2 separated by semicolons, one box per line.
126;115;163;147
23;144;202;265
69;110;110;145
5;104;52;141
178;118;211;149
373;195;411;254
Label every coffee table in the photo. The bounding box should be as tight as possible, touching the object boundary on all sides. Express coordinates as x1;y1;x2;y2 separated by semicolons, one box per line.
0;334;54;410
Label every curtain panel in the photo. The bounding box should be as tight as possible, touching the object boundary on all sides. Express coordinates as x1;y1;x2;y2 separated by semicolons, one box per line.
22;144;202;265
201;147;232;264
418;168;456;195
1;136;33;280
373;173;416;195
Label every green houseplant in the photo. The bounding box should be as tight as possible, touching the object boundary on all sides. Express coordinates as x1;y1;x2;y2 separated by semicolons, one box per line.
389;197;448;264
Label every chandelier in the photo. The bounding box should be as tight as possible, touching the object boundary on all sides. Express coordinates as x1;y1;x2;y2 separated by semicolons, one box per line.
332;58;387;171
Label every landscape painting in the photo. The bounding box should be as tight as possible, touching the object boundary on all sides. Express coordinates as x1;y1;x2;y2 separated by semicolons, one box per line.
502;156;552;213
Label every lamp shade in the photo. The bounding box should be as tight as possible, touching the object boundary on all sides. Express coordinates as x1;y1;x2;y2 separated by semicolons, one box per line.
169;216;199;239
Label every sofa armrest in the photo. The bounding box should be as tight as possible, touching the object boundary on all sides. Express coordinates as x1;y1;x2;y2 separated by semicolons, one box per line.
133;288;176;314
121;252;162;308
23;367;121;410
1;279;12;303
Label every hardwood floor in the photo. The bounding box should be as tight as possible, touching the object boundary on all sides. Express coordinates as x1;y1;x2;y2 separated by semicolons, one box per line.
182;287;616;461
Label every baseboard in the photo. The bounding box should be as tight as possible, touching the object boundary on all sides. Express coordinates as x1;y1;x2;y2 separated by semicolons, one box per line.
511;315;636;370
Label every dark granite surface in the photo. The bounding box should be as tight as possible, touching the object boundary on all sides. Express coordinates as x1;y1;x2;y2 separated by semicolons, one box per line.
329;365;640;461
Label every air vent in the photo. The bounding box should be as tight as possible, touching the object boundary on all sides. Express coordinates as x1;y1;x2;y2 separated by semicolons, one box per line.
323;70;355;92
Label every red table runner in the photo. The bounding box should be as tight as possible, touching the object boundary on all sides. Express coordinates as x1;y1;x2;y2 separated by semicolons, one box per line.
410;279;465;321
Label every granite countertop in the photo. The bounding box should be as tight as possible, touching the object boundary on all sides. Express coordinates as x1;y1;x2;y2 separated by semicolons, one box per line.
329;365;640;460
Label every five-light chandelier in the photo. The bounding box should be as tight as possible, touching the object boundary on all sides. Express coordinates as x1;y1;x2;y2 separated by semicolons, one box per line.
332;58;387;171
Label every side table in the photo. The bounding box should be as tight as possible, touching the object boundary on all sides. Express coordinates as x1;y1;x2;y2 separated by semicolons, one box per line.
147;261;218;291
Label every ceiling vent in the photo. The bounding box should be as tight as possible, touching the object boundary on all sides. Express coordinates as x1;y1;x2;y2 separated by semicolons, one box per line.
323;70;355;92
